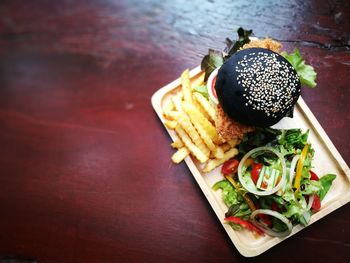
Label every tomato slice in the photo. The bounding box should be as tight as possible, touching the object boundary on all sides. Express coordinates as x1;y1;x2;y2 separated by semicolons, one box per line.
221;159;239;175
251;163;263;184
211;75;218;99
224;216;264;236
311;194;321;211
310;170;319;181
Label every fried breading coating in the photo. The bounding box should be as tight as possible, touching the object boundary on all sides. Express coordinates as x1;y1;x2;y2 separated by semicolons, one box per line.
215;105;255;141
241;38;282;53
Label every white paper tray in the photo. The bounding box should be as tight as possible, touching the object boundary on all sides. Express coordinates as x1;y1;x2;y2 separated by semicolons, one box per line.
151;66;350;257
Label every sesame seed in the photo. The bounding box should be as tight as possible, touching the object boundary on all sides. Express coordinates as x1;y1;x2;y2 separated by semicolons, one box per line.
235;50;299;118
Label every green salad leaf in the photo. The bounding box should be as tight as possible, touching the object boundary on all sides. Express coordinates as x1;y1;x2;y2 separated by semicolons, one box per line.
283;195;310;226
238;128;281;155
201;49;224;81
282;48;317;88
272;217;289;231
201;27;252;81
299;179;323;195
212;180;242;207
193;85;209;99
224;27;253;57
231;203;251;219
278;129;309;150
212;179;251;222
318;174;337;200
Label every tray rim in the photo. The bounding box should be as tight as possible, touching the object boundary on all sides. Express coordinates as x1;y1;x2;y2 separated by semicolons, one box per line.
151;66;350;257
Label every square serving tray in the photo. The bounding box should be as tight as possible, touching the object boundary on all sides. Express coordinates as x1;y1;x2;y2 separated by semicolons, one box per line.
151;66;350;257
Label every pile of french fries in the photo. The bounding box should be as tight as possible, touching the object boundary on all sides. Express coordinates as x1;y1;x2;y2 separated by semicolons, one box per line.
162;69;239;173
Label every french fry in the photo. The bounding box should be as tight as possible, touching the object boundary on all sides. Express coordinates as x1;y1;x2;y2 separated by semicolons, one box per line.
210;148;225;159
168;104;210;156
193;92;217;123
167;110;181;121
177;114;210;157
177;90;184;100
191;118;216;152
171;147;190;163
182;102;216;151
172;92;183;112
164;120;178;129
213;146;224;159
182;101;220;144
171;140;184;149
163;99;174;118
203;147;239;173
181;69;193;103
228;138;240;147
191;71;205;88
221;143;233;152
175;125;209;163
193;99;212;122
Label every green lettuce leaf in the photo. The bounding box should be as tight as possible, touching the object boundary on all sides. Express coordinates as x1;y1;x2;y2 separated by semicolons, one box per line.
299;179;323;195
201;27;252;81
212;180;242;207
193;85;209;99
282;48;317;88
283;195;311;226
212;180;251;221
200;49;224;81
278;129;309;150
224;27;253;57
238;128;282;155
318;174;337;200
232;203;251;220
283;201;305;223
272;216;289;231
282;185;297;203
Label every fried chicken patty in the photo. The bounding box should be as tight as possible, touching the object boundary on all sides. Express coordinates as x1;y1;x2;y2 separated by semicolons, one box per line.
215;105;255;141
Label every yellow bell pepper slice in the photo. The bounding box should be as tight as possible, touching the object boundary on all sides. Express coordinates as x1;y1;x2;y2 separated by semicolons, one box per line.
294;144;309;191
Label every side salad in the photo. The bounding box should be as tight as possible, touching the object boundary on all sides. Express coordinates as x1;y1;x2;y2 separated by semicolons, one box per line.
213;128;336;237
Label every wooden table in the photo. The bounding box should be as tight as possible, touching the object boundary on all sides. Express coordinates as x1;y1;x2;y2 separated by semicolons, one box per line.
0;0;349;262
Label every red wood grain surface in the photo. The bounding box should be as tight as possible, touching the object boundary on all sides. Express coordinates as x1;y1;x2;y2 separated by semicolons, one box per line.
0;0;349;262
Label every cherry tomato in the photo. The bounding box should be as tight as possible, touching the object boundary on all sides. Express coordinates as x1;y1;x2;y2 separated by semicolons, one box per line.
251;163;263;184
310;170;319;181
311;194;321;211
221;159;239;175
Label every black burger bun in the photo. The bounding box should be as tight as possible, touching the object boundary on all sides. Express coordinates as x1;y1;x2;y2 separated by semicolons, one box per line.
215;48;301;127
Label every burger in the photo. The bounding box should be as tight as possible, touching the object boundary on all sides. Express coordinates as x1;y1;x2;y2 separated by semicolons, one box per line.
203;39;308;144
201;29;316;143
215;47;301;128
